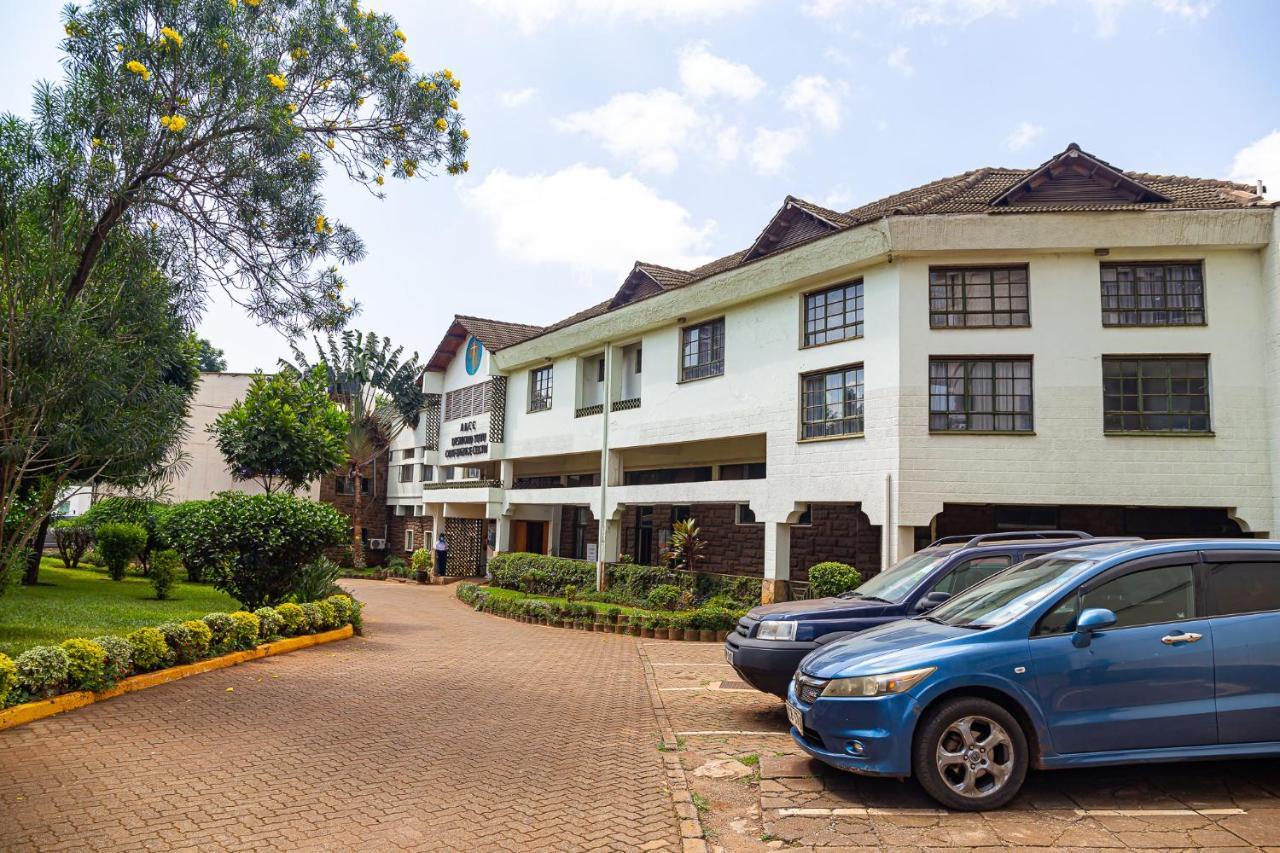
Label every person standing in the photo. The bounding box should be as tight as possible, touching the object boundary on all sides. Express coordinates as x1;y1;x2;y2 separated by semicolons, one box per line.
433;533;448;577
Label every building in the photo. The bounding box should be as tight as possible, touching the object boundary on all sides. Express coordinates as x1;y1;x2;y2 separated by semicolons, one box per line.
384;143;1278;602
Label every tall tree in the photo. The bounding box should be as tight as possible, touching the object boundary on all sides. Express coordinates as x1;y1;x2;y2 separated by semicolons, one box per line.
193;336;227;372
285;330;424;567
209;366;349;494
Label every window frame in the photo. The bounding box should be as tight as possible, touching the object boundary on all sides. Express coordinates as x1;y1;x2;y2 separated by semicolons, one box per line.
1102;354;1212;436
1201;551;1280;618
528;365;554;413
405;528;415;552
798;362;865;442
930;554;1014;597
928;264;1031;329
800;278;865;348
1100;260;1207;327
678;317;725;383
1031;554;1202;638
735;503;761;526
398;464;415;484
928;356;1034;434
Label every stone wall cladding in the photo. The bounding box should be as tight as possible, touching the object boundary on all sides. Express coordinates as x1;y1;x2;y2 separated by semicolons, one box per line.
789;504;882;582
318;450;391;566
558;505;598;559
386;513;432;557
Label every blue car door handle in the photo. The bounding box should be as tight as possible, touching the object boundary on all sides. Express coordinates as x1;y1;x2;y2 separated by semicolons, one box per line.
1161;631;1203;645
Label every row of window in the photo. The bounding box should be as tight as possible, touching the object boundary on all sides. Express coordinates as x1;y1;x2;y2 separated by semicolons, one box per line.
798;354;1212;439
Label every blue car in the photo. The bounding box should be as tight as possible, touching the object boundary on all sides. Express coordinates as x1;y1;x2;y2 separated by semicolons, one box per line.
726;531;1130;698
787;539;1280;810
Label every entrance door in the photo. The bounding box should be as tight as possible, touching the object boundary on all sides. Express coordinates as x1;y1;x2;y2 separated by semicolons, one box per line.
1029;556;1216;754
525;521;546;555
635;506;654;565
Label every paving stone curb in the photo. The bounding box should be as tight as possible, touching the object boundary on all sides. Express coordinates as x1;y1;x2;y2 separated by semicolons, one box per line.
638;641;711;853
0;625;354;732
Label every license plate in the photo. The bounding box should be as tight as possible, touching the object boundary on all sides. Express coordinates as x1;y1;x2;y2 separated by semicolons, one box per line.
786;702;804;732
724;646;734;666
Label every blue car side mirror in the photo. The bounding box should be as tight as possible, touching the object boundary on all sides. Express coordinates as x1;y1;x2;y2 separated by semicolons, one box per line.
1072;607;1118;647
914;591;951;613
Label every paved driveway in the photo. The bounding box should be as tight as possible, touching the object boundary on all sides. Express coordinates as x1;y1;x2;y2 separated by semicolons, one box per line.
0;581;679;852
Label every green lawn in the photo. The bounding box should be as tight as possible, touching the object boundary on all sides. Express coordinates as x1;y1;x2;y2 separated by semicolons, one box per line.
0;559;240;656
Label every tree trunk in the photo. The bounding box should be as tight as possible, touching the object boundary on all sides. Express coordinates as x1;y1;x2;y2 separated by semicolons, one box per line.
22;514;52;586
351;468;366;569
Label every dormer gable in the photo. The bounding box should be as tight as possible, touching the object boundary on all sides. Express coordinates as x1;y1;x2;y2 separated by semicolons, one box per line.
991;143;1173;207
743;196;845;262
608;262;692;309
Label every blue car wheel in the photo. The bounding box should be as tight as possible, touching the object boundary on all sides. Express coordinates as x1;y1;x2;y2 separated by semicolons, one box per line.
912;697;1028;811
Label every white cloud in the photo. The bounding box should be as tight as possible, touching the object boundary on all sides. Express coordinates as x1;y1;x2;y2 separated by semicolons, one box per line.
783;75;846;130
556;89;702;174
713;124;743;162
467;0;757;32
1230;131;1280;200
887;45;915;76
498;87;538;106
1005;121;1045;152
678;42;765;101
748;128;806;176
464;165;715;273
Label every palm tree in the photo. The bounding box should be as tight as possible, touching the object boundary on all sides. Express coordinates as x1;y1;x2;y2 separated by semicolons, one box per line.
284;331;424;567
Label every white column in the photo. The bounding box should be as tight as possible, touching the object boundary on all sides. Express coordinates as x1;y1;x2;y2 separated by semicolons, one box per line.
499;459;516;489
762;521;791;604
494;515;512;553
596;343;614;591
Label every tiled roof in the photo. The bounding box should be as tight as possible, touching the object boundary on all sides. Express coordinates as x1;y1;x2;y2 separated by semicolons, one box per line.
512;144;1273;349
454;315;544;351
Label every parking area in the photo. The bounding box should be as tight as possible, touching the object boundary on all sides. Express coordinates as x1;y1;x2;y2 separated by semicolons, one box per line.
641;641;1280;851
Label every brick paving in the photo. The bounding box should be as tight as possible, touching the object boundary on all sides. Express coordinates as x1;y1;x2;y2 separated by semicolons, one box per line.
0;581;679;852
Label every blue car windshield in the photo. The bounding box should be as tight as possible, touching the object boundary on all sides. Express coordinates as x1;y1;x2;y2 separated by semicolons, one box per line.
926;555;1098;628
842;551;950;603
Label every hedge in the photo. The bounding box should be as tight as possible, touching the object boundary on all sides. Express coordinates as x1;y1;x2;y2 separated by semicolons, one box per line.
809;562;863;598
0;594;362;709
457;583;745;632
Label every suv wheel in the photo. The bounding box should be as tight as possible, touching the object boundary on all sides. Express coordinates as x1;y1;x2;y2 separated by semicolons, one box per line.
912;697;1027;811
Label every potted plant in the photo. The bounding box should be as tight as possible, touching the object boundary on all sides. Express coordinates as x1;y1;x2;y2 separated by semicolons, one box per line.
411;547;432;584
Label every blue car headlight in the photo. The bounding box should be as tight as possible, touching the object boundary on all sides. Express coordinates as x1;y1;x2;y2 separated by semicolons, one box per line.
821;666;935;698
756;621;797;641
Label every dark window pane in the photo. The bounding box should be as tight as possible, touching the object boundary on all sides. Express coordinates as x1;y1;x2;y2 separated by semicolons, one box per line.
928;358;1033;433
1100;262;1206;326
1102;356;1210;433
800;364;864;439
1082;564;1195;628
928;266;1030;328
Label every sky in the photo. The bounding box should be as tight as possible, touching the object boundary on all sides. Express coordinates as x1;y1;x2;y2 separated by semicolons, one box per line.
2;0;1278;372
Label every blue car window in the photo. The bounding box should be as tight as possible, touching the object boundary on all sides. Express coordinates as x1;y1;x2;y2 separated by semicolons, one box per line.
1082;564;1196;628
929;555;1097;628
1034;593;1079;635
931;555;1012;595
846;550;950;602
1206;561;1280;617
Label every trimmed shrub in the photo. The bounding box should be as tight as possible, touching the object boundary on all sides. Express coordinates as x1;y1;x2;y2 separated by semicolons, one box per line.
52;520;93;569
156;622;200;664
298;602;325;633
91;636;133;686
150;549;180;600
646;584;682;611
229;612;261;650
127;627;172;672
0;653;18;707
157;500;221;583
809;562;863;598
254;607;284;642
488;552;595;595
688;605;739;631
14;646;71;700
202;613;236;654
291;556;342;602
274;602;307;636
326;594;355;626
81;496;167;571
182;620;213;659
60;638;109;691
96;522;148;581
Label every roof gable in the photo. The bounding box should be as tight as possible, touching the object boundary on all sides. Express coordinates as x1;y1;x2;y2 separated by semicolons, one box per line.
425;315;543;373
743;197;845;262
992;143;1172;207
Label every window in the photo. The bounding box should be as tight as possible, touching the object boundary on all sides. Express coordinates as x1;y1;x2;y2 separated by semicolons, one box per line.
1102;356;1210;434
929;358;1033;433
680;318;724;381
672;505;692;523
420;464;433;482
572;507;590;560
565;472;601;488
795;505;812;526
597;358;605;382
405;529;415;552
623;467;712;486
529;366;553;412
1101;262;1205;326
443;382;490;420
994;505;1060;530
401;448;416;460
1037;563;1196;635
800;364;864;440
1206;561;1280;617
932;555;1012;596
335;476;371;495
804;279;864;346
719;462;766;480
399;464;414;483
929;266;1029;328
635;347;642;373
736;504;759;525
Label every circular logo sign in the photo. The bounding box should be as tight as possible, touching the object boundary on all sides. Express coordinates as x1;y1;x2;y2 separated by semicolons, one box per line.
464;336;484;375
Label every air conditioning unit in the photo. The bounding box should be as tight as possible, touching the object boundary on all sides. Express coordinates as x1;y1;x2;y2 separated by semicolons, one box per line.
368;538;387;550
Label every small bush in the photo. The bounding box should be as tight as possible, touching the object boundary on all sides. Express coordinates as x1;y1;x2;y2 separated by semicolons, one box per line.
325;594;355;626
0;653;19;706
52;520;93;569
183;620;213;659
563;584;578;603
292;556;342;602
488;552;595;595
274;602;307;636
60;638;109;691
202;612;236;654
688;605;738;631
809;562;863;598
150;549;180;600
254;607;284;641
410;548;432;573
298;602;326;633
127;627;172;672
14;646;71;700
91;636;133;686
157;622;200;664
229;612;261;650
703;593;740;610
96;522;148;581
646;584;682;611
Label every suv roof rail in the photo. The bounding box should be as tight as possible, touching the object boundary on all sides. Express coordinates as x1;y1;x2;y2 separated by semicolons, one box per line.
927;530;1093;548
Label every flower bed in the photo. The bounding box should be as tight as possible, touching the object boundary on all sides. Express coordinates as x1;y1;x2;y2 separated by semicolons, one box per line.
456;583;742;642
0;594;361;710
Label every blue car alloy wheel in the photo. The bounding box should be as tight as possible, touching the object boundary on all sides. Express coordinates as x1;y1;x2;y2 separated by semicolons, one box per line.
911;697;1028;811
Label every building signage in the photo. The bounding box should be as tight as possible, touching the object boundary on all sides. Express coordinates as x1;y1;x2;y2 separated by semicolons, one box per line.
444;419;489;458
464;336;484;375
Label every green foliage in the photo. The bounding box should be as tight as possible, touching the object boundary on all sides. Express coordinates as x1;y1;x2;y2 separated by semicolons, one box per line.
149;549;180;600
253;607;284;642
665;518;707;573
156;500;220;583
292;556;343;602
156;621;200;664
410;548;432;572
324;594;355;628
274;602;307;636
81;498;168;569
488;552;596;596
202;613;236;655
297;602;326;633
126;627;171;672
0;652;19;706
229;612;261;650
192;337;227;372
60;638;107;691
182;620;212;660
809;562;863;598
563;584;578;603
91;636;132;686
210;368;350;495
687;605;740;631
95;522;148;581
14;645;71;699
52;520;93;569
646;584;683;611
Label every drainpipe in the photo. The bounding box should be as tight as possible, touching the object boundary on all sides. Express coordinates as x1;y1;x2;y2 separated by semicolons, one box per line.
596;344;613;591
883;473;893;571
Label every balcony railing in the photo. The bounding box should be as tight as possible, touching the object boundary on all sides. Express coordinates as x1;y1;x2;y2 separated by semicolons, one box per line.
575;403;603;418
422;479;502;491
611;397;641;412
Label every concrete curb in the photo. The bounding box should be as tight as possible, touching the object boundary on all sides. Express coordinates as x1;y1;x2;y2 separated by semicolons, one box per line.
0;624;354;732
